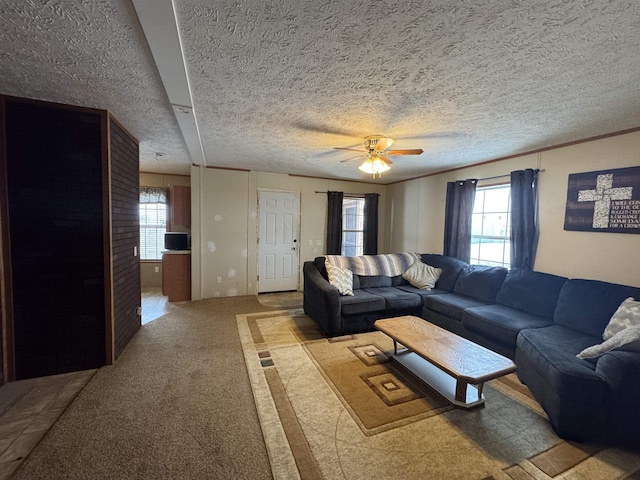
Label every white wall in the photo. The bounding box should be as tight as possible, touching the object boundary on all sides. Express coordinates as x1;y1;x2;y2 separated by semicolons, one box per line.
191;167;387;299
386;131;640;287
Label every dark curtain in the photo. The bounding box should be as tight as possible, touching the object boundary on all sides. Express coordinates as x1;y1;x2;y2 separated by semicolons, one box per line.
326;191;344;255
443;179;477;263
510;168;539;269
363;193;379;255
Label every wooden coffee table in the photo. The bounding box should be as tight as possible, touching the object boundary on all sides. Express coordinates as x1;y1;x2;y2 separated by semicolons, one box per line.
374;315;516;408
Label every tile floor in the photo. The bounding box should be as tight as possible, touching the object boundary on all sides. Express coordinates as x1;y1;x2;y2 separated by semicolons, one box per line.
141;287;170;324
0;369;95;479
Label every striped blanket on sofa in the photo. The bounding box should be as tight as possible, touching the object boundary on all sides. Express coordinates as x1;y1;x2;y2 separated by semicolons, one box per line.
324;252;420;277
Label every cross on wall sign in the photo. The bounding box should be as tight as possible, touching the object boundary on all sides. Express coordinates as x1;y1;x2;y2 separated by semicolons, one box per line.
564;166;640;234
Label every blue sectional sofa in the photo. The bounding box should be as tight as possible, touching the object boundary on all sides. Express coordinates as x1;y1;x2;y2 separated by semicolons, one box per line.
302;252;640;447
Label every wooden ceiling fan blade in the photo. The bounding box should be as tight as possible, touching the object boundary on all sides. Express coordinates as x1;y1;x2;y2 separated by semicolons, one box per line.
340;154;365;163
375;137;394;151
386;149;424;156
334;147;366;153
380;155;393;165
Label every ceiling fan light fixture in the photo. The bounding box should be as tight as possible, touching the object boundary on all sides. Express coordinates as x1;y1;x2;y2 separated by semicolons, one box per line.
359;155;391;178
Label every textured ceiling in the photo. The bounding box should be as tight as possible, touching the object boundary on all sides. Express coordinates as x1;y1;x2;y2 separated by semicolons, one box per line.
2;1;640;183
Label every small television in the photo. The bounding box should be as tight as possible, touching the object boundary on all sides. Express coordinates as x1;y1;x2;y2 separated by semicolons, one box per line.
164;232;190;251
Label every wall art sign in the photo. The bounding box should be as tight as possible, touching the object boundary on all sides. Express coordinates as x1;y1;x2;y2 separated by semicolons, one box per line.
564;165;640;234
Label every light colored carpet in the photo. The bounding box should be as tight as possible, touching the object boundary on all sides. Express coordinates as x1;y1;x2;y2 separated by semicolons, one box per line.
12;296;278;480
238;310;640;480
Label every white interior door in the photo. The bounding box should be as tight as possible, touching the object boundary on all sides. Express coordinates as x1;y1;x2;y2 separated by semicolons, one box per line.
258;190;300;293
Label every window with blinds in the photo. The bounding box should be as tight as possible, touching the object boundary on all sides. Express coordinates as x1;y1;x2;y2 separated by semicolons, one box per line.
140;187;168;260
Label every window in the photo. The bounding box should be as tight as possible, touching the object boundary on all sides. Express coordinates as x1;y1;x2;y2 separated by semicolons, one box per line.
341;197;365;256
140;187;168;260
470;184;511;267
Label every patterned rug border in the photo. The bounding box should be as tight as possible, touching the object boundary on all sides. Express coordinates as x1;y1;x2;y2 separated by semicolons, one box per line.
237;310;302;480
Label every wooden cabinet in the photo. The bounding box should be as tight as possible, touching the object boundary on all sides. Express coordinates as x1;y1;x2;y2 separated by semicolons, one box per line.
171;185;191;226
162;252;191;302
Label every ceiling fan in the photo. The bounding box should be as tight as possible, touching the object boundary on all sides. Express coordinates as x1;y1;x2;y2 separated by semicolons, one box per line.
336;135;423;178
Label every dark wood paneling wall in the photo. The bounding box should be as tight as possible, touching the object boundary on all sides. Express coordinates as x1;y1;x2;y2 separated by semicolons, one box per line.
110;117;141;358
0;96;7;384
0;96;140;381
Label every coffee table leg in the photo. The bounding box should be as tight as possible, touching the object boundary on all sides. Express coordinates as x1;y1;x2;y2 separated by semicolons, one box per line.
477;382;484;401
455;380;468;403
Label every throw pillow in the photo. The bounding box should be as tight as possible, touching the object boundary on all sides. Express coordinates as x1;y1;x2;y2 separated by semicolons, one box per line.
577;324;640;359
325;263;354;296
602;297;640;340
402;262;442;290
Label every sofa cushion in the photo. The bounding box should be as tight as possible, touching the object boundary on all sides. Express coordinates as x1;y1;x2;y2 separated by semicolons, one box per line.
402;261;442;289
396;285;450;298
462;304;555;349
340;290;386;316
423;293;489;321
453;265;508;302
420;254;467;291
325;263;354;296
603;297;640;340
358;275;392;289
362;287;422;310
516;325;608;406
496;268;567;319
554;280;640;337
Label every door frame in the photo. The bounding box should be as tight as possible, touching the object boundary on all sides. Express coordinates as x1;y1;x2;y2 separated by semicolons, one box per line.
256;189;301;293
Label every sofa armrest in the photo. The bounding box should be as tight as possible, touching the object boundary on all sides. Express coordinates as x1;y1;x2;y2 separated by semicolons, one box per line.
595;350;640;445
596;350;640;405
303;261;342;335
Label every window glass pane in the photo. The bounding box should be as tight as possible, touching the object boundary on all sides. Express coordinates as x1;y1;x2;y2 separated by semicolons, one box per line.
478;239;505;265
342;231;363;257
471;213;483;236
341;197;365;256
469;184;511;268
470;237;480;260
483;187;510;213
481;213;508;237
472;190;485;213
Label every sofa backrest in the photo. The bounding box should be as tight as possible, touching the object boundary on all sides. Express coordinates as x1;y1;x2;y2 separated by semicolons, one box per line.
315;255;410;291
496;268;567;319
554;279;640;336
324;253;420;277
313;256;328;280
420;254;467;291
453;265;508;302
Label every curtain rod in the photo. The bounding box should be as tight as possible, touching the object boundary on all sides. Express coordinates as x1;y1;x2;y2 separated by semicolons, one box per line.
315;191;379;197
475;168;544;183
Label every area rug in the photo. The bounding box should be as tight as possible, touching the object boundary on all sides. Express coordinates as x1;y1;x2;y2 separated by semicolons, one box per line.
238;310;640;480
